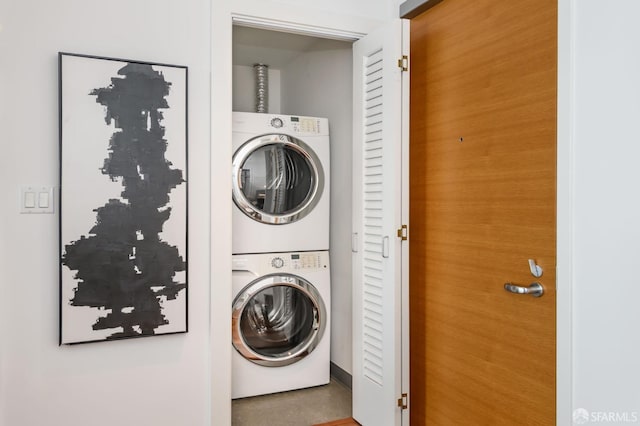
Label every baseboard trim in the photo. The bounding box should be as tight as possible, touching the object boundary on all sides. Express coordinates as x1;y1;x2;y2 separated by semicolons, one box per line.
330;362;352;389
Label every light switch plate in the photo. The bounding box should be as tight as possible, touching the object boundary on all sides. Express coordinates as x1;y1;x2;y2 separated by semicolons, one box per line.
20;186;55;214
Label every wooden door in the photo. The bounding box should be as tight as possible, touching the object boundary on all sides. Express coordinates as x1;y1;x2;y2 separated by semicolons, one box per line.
409;0;557;424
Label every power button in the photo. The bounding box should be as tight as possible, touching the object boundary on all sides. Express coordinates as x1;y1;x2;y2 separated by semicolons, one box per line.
270;118;283;128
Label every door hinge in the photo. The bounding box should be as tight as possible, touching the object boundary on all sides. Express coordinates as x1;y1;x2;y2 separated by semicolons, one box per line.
397;224;408;241
397;393;408;410
397;55;408;72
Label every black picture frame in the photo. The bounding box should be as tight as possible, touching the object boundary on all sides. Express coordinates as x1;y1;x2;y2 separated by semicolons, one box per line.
58;52;188;345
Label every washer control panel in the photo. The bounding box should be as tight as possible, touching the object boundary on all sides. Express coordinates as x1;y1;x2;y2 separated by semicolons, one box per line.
233;251;329;276
266;252;327;271
289;253;322;270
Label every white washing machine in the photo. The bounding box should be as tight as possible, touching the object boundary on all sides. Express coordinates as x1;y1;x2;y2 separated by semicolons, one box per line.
231;250;331;399
232;112;330;254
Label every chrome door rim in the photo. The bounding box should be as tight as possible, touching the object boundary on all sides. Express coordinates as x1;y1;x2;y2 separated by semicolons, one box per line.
232;133;324;225
232;274;327;367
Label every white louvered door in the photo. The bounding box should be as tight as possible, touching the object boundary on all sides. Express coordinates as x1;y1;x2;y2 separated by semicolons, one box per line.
352;19;407;426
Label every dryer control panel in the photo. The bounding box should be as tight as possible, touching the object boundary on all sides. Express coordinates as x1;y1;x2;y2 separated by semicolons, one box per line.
263;114;323;135
289;116;321;134
233;111;329;137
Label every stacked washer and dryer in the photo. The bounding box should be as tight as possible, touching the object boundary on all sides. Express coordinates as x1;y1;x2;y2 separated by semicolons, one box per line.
231;111;332;399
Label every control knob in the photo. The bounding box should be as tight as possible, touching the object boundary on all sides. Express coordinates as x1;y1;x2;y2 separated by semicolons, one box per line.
270;117;284;128
271;257;285;268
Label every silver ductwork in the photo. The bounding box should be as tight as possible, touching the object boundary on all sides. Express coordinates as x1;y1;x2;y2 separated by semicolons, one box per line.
254;63;269;113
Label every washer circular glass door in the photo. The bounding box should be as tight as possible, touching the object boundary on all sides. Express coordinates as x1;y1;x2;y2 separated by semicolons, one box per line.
232;274;327;367
232;133;324;225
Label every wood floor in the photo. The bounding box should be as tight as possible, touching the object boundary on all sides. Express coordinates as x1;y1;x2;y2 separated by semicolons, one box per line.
313;418;360;426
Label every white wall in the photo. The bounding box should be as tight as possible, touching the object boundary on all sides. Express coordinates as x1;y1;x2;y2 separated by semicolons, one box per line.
0;1;212;425
272;0;394;21
572;0;640;419
225;0;386;37
280;40;354;374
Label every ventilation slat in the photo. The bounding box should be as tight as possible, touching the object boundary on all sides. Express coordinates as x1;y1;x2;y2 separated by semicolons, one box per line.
365;87;383;103
362;46;385;389
366;97;383;111
365;115;383;128
365;69;383;85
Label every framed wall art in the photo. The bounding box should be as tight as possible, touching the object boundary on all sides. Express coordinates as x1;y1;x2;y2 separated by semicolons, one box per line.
59;52;188;344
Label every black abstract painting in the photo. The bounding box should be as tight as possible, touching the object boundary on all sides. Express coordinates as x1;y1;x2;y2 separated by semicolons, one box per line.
59;53;188;344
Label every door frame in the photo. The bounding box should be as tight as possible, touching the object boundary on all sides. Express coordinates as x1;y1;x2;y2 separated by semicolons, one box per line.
400;19;411;426
556;0;574;424
210;4;383;425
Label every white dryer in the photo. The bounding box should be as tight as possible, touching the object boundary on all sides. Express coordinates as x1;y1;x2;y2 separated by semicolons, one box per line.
232;112;330;254
231;250;330;399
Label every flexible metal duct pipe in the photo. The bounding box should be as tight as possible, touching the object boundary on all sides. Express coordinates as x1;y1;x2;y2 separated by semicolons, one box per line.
254;63;269;113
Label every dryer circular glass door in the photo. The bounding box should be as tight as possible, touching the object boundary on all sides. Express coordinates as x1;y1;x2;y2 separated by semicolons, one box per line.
232;134;324;224
232;273;327;367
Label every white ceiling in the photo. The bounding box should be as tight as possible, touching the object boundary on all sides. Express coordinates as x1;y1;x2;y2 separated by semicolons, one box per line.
232;25;351;68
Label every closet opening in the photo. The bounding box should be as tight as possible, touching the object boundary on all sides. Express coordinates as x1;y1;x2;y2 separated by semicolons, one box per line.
230;23;356;426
